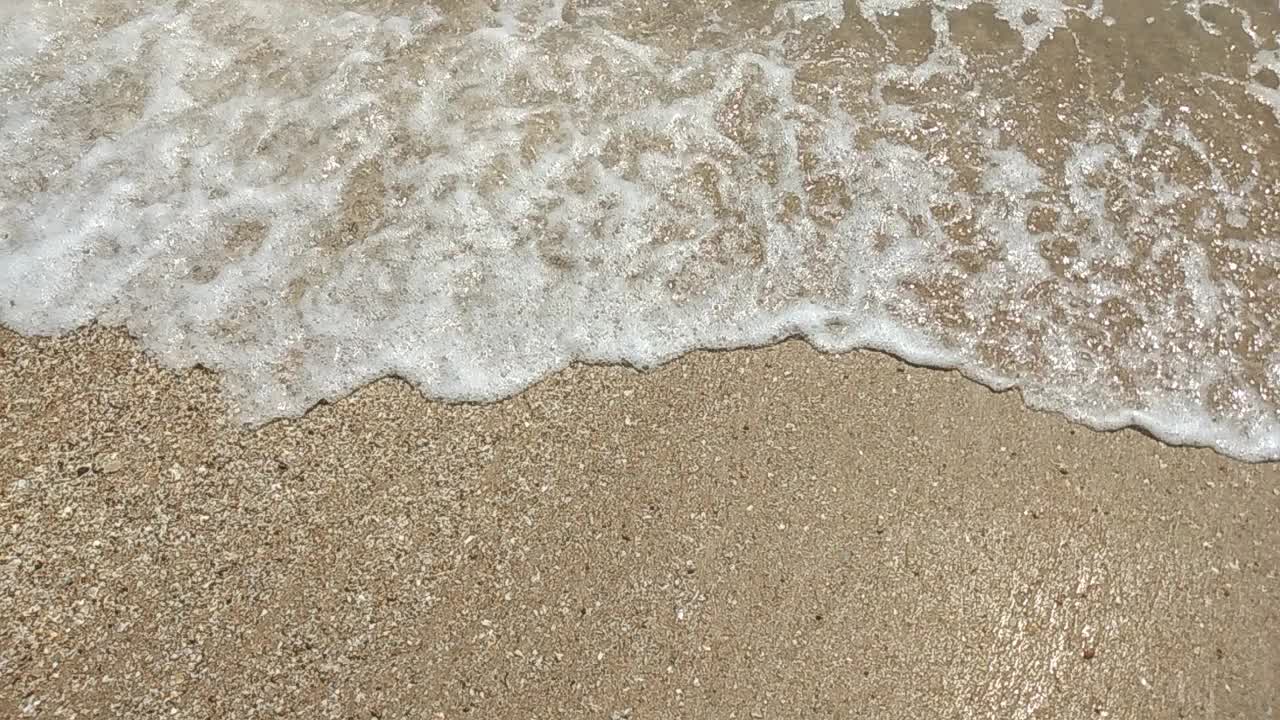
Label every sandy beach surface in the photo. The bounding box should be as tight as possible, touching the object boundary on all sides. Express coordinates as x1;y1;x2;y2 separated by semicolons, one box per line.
1;326;1276;718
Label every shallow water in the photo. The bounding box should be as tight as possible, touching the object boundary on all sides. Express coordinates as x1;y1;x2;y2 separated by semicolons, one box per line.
1;1;1278;459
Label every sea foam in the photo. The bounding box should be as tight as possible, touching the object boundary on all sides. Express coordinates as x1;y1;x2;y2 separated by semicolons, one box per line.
1;0;1277;460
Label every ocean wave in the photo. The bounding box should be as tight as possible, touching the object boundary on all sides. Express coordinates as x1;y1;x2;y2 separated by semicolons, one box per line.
1;0;1277;459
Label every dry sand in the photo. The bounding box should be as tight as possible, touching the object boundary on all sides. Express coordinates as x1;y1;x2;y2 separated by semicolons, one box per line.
1;326;1277;718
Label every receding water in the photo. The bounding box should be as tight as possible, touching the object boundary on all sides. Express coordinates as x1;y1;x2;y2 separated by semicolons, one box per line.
1;1;1278;459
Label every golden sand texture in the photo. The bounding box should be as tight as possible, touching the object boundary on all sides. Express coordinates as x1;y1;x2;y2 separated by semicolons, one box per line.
2;327;1277;718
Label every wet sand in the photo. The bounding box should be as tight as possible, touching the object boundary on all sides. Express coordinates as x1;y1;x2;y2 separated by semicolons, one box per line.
1;326;1277;718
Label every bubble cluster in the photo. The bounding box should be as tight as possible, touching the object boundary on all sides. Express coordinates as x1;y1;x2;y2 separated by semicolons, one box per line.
1;1;1277;459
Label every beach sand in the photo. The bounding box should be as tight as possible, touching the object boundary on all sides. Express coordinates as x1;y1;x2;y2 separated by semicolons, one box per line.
2;325;1277;718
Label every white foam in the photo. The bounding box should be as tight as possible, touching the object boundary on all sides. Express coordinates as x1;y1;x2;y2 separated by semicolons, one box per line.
1248;48;1280;122
857;0;1102;51
1;1;1277;461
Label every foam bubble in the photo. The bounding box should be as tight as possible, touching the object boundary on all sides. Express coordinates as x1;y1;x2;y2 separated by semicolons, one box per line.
1;1;1277;460
1249;48;1280;122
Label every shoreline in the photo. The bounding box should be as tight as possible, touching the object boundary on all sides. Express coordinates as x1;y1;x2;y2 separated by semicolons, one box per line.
4;322;1272;465
2;325;1278;717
